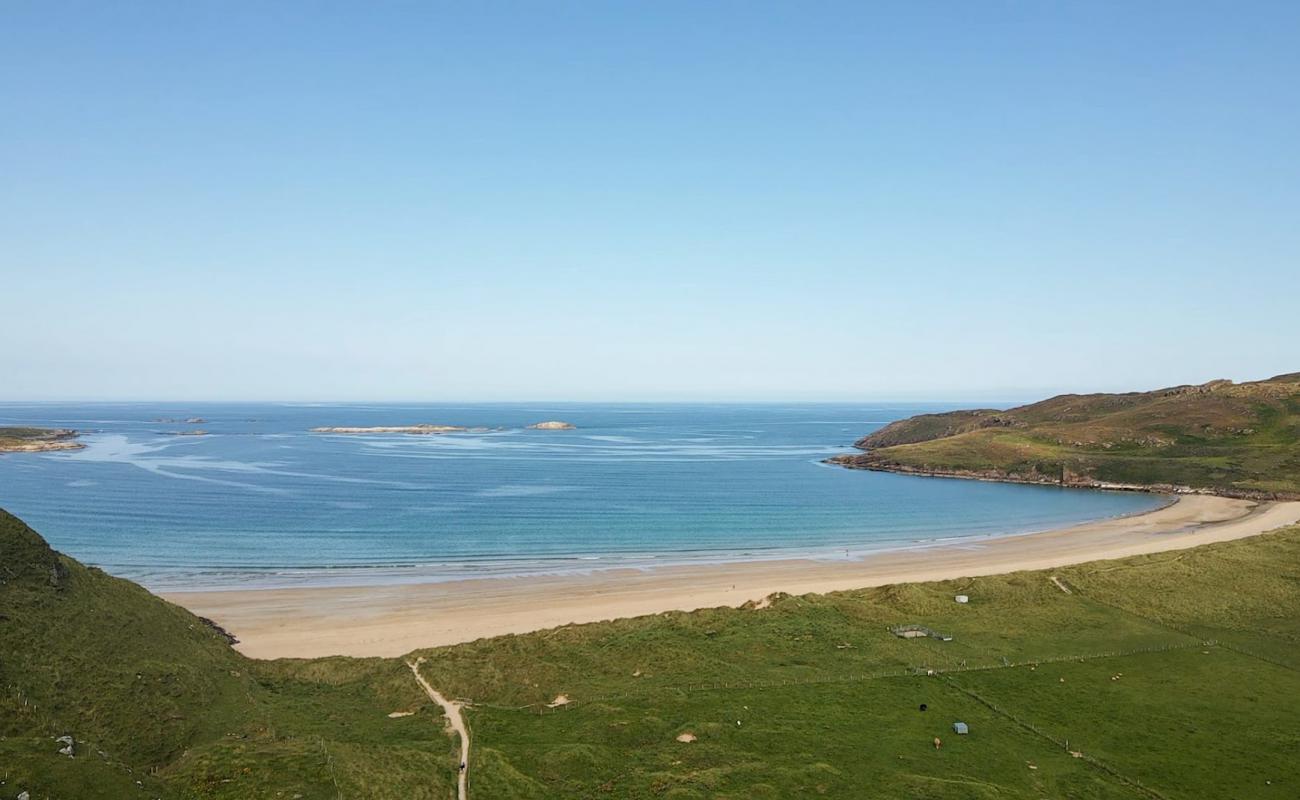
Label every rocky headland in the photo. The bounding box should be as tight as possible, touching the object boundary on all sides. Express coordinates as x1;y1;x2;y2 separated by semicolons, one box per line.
0;427;85;453
830;373;1300;500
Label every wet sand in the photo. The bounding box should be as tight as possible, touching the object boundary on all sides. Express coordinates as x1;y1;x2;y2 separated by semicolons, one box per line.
164;495;1300;659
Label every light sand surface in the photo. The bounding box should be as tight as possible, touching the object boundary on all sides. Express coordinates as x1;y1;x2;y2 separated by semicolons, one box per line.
165;495;1300;659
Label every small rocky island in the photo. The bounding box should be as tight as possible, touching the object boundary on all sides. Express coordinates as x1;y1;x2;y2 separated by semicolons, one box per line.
528;421;576;430
0;427;85;453
310;425;469;435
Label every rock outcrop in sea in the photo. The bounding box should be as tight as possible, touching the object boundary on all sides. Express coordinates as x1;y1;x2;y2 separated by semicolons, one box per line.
309;425;468;435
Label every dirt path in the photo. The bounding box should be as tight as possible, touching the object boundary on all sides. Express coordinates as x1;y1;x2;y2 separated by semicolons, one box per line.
408;657;469;800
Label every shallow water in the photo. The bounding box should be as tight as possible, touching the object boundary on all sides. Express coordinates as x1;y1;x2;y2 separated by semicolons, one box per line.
0;402;1163;590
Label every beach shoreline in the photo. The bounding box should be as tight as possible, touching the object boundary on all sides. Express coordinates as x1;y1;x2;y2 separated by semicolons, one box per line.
164;495;1300;659
131;489;1176;594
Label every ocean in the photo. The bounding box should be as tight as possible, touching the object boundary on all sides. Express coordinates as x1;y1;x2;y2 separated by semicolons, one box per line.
0;402;1163;590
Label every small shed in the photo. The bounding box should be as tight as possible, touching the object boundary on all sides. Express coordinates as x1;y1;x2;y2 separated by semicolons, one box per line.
952;722;969;735
890;624;953;642
954;595;969;604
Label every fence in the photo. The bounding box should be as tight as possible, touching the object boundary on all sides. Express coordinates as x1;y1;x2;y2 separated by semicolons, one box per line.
941;675;1171;800
486;638;1213;715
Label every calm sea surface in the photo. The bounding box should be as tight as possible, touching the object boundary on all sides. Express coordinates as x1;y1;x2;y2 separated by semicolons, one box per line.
0;403;1163;590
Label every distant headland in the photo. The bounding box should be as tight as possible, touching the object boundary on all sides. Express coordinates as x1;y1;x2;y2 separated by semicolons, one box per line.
830;372;1300;500
0;427;85;453
527;420;576;430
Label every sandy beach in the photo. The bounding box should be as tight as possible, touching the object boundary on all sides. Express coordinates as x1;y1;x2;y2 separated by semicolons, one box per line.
165;495;1300;659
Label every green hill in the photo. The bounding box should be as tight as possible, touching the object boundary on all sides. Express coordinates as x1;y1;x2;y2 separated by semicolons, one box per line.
830;372;1300;498
0;509;455;800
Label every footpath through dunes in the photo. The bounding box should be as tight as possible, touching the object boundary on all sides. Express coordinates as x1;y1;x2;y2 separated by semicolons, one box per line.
409;657;471;800
167;495;1300;659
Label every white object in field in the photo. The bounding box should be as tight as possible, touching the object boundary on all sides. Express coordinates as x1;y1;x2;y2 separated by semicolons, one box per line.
953;721;969;735
955;595;969;604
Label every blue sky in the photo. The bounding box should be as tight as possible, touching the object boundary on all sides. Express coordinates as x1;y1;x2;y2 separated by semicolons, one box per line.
3;2;1297;401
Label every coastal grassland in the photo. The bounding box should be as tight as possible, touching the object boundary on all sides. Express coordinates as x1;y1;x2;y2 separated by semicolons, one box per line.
946;649;1298;800
833;373;1300;497
411;524;1300;799
4;507;1300;798
468;679;1135;799
159;658;454;799
1060;527;1300;670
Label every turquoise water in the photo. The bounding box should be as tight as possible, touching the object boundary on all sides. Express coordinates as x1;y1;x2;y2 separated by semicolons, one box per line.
0;403;1163;590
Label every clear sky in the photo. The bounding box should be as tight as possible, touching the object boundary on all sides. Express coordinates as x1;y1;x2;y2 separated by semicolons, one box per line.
3;2;1297;402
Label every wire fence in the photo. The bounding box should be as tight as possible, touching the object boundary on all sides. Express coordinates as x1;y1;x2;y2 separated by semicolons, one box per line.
467;639;1206;799
482;638;1213;715
1064;585;1300;674
940;675;1171;800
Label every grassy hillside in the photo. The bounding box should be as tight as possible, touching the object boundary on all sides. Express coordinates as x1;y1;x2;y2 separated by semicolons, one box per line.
0;509;455;800
831;373;1300;498
4;507;1300;798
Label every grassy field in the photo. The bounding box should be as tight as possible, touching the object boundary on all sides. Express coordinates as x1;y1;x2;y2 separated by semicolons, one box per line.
4;505;1300;798
831;373;1300;498
414;527;1300;798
